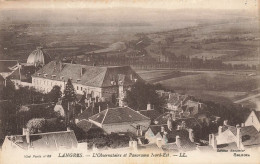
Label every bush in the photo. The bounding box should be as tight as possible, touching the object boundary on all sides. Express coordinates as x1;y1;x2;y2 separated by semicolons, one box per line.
27;118;46;134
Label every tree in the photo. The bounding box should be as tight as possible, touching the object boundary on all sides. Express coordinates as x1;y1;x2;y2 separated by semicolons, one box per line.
47;85;62;103
26;118;46;134
62;79;77;125
124;81;165;112
2;78;16;100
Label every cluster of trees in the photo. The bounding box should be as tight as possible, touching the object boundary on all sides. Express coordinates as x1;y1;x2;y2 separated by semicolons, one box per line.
124;81;166;112
1;78;78;137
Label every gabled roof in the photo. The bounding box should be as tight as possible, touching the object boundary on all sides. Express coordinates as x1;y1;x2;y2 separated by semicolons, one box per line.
89;107;150;125
6;130;78;151
138;109;161;121
222;125;260;147
32;61;143;88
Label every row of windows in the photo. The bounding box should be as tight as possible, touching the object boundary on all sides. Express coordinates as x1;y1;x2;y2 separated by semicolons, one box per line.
33;78;103;97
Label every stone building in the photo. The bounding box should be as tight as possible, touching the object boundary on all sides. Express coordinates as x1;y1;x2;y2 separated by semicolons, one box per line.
88;107;151;134
32;61;143;103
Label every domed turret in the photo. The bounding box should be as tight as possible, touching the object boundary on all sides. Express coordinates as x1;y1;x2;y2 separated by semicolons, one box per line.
27;47;51;66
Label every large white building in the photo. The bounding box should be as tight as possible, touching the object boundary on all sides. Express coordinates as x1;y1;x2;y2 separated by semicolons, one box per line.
32;60;143;103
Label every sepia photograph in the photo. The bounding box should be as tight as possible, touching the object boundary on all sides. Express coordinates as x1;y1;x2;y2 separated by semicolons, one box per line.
0;0;259;163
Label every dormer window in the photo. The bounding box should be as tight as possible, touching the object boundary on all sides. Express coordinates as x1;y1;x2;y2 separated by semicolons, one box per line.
134;78;137;82
60;76;64;80
37;73;41;76
51;75;56;79
44;74;47;77
77;79;81;82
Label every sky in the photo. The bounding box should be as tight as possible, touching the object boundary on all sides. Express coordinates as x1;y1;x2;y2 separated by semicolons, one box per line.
0;0;258;11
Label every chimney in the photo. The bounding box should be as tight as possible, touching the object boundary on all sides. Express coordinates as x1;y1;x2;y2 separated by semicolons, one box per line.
22;128;27;135
81;68;86;77
218;126;223;134
223;120;228;126
209;134;212;145
177;125;181;130
167;118;172;131
129;141;138;151
176;135;181;148
179;112;183;118
172;113;176;121
75;119;79;124
99;105;101;113
67;127;71;131
189;129;194;142
156;138;162;148
161;126;165;133
211;134;217;149
162;134;168;145
236;124;240;128
147;103;151;110
24;128;30;144
59;62;62;71
181;121;186;129
236;127;242;149
241;123;245;127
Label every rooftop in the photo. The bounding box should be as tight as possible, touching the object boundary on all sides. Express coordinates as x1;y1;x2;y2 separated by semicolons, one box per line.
89;106;150;125
32;61;143;88
6;130;78;151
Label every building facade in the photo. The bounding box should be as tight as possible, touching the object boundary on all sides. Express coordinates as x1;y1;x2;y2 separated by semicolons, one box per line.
31;61;143;102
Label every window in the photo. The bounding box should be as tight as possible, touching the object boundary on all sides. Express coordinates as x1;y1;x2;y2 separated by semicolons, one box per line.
81;87;82;91
77;86;79;90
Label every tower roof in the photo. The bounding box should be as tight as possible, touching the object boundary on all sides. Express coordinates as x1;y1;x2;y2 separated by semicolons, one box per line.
27;47;51;65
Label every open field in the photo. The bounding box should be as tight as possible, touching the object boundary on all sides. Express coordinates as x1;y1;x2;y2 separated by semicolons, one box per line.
137;69;260;106
0;8;259;67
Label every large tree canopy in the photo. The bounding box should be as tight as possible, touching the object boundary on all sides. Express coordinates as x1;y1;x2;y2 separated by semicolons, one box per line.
124;81;165;111
63;79;77;104
47;85;62;103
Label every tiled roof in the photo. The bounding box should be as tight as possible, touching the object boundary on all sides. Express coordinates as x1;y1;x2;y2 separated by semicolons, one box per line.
154;113;201;128
161;132;197;152
223;125;260;147
6;130;78;151
32;61;143;88
167;93;189;106
138;110;161;121
148;124;196;150
217;142;238;150
89;107;150;125
227;126;258;138
76;120;99;133
76;102;116;120
255;111;260;121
